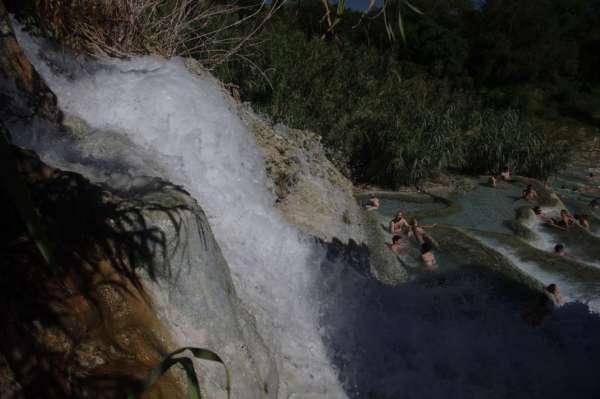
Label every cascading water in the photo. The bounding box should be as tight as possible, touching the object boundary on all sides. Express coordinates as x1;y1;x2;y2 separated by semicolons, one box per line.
13;23;345;398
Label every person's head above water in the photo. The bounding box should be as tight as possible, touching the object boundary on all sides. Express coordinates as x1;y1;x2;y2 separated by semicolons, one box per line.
554;244;565;254
533;206;542;215
392;235;402;244
421;241;433;254
546;283;559;295
503;166;510;172
591;199;599;209
560;209;569;216
395;211;403;219
526;184;533;190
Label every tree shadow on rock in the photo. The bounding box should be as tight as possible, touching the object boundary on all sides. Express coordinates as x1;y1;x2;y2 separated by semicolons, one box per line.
0;146;188;398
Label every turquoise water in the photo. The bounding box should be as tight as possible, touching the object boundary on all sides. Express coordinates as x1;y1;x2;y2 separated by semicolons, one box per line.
377;197;445;219
422;183;525;234
371;181;600;311
546;187;600;239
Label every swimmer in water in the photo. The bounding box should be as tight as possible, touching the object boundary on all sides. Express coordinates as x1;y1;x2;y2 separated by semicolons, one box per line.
488;175;497;188
553;209;575;228
389;211;410;235
408;218;426;244
420;241;437;270
590;199;599;211
521;184;537;202
554;244;567;257
500;166;512;181
576;214;590;230
365;194;380;211
533;206;552;224
545;283;563;306
389;235;404;254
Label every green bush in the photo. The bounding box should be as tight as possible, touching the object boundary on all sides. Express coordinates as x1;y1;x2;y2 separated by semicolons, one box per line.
216;2;574;188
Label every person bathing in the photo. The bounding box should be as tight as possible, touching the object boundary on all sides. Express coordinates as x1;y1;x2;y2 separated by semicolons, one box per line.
533;206;551;224
408;218;426;244
554;244;567;257
552;209;575;228
500;166;512;181
575;214;590;230
390;235;404;254
420;241;437;270
521;184;538;202
545;283;564;306
365;194;380;211
389;211;410;234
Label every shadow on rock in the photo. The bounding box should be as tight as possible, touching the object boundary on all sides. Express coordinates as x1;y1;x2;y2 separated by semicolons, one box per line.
0;147;187;398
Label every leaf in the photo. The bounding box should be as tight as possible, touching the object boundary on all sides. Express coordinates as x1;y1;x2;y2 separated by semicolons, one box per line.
402;0;423;15
366;0;377;13
336;0;345;17
382;4;395;41
397;3;405;43
128;347;231;399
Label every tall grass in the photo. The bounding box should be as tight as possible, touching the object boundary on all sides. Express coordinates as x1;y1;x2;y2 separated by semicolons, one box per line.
14;0;277;66
465;110;571;180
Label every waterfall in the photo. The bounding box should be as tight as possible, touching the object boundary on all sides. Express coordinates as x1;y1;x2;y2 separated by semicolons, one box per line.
13;23;345;398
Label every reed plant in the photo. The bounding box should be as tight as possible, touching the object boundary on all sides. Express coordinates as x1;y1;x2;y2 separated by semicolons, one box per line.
13;0;277;66
465;110;571;180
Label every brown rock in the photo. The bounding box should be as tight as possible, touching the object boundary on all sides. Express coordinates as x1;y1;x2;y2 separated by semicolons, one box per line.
0;1;61;125
0;147;185;399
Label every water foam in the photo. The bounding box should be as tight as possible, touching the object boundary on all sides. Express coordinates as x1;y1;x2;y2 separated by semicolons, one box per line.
476;236;600;313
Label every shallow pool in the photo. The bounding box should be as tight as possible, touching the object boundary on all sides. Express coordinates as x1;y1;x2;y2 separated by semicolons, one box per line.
377;197;445;219
422;182;525;234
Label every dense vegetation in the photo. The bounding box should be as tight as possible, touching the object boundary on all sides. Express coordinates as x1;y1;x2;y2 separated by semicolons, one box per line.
217;0;600;187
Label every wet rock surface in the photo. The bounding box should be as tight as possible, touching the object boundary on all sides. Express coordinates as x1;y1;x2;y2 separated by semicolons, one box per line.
241;108;366;245
0;2;60;126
